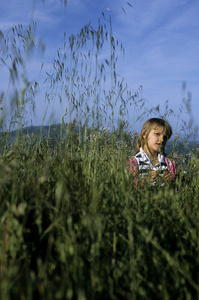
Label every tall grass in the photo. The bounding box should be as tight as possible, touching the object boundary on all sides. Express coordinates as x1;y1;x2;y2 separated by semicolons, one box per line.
1;3;199;300
1;131;199;300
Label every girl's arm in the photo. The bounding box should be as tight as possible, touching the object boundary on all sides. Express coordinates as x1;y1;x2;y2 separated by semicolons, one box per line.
165;158;176;179
126;157;140;187
161;158;176;184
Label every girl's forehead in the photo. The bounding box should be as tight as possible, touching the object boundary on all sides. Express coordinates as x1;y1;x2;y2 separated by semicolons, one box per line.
153;126;165;133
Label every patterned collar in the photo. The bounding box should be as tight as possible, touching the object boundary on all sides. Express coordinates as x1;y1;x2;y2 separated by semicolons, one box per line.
139;148;166;167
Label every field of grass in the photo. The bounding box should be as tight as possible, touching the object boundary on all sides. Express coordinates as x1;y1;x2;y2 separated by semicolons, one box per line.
0;127;199;300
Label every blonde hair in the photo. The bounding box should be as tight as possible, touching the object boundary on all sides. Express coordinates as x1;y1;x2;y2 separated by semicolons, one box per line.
135;118;172;155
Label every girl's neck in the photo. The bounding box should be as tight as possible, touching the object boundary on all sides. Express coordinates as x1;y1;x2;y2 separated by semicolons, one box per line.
143;147;158;160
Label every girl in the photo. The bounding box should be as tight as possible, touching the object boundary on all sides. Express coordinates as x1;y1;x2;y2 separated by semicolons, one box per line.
127;118;176;187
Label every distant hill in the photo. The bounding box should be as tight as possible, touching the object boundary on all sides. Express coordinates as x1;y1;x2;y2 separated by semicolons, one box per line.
0;123;198;156
0;123;81;143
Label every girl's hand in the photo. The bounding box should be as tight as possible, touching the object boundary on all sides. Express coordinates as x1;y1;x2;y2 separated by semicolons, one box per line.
148;170;159;182
162;171;174;183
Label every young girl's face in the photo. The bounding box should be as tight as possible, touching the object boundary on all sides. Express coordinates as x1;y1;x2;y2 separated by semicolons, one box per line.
143;126;167;155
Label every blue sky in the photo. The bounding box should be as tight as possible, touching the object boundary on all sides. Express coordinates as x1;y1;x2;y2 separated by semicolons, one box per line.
0;0;199;135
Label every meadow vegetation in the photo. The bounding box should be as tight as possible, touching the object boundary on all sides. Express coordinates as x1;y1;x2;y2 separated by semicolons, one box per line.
0;2;199;299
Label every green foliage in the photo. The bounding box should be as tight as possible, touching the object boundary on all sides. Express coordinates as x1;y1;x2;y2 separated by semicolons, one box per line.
0;131;199;300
